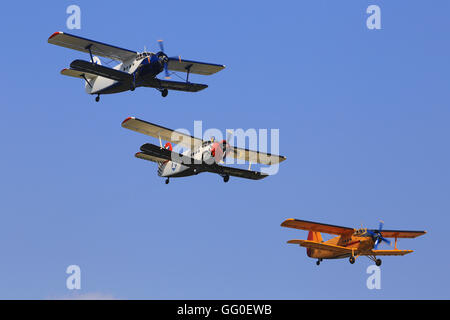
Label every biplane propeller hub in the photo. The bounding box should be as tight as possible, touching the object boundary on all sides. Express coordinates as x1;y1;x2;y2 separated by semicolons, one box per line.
367;221;391;249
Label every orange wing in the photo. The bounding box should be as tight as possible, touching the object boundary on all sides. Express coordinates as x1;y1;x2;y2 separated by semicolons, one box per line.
287;240;353;254
281;219;354;235
379;230;426;239
367;249;413;256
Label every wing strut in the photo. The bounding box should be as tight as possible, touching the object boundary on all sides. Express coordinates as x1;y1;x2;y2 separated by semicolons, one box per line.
85;44;94;63
81;73;92;88
185;64;192;83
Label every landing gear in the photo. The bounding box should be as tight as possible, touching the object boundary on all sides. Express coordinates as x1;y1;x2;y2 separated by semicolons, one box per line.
316;259;322;266
95;95;100;102
349;256;355;264
161;88;168;97
223;174;230;183
165;178;170;185
367;255;382;266
130;85;135;91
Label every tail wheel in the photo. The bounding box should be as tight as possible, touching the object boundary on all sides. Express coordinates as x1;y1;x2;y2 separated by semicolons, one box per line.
349;256;355;264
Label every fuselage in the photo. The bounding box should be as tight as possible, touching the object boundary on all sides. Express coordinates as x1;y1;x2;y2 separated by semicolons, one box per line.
158;140;227;178
85;52;165;95
308;233;376;260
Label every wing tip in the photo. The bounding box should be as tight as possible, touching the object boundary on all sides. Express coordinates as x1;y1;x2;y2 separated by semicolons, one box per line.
48;31;63;41
121;116;135;126
280;218;295;226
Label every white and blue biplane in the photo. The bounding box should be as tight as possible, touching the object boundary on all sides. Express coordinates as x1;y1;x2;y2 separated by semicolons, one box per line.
48;32;225;101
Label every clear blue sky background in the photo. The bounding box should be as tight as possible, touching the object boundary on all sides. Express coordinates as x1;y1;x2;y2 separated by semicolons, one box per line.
0;0;449;299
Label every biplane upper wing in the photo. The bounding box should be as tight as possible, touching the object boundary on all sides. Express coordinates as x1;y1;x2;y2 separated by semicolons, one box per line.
281;219;354;236
48;31;137;61
228;146;286;166
70;59;132;82
167;57;225;75
377;230;426;239
367;249;413;256
287;240;353;254
122;117;203;151
143;78;208;92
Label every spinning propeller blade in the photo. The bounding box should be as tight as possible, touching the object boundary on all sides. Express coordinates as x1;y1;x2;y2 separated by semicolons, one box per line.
368;220;391;249
157;40;171;79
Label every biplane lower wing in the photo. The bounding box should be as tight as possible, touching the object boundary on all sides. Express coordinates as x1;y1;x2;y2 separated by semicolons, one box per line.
287;240;352;255
70;59;132;82
135;152;166;163
60;68;97;79
139;143;194;166
368;249;413;256
167;57;225;75
138;143;269;180
206;164;268;180
229;146;287;166
281;219;354;236
143;78;208;92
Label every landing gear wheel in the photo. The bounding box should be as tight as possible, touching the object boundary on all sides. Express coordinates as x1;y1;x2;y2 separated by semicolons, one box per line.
223;175;230;183
161;89;168;97
95;95;100;102
165;178;169;185
316;260;320;266
375;259;382;266
130;85;135;91
349;256;355;264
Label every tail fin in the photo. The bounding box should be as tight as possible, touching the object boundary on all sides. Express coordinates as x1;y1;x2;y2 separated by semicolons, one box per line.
306;231;323;257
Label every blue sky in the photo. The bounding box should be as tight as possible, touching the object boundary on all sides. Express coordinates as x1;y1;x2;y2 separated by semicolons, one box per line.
0;0;449;299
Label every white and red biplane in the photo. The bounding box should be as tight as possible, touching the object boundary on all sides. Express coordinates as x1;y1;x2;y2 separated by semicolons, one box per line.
122;117;286;184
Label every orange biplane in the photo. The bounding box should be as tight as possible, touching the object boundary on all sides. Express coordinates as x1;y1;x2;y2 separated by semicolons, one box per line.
281;219;426;266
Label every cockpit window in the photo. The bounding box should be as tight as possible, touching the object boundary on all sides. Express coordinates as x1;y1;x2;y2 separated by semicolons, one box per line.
202;141;212;147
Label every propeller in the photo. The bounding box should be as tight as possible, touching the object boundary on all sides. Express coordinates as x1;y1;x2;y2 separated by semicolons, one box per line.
157;40;171;79
367;220;391;249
